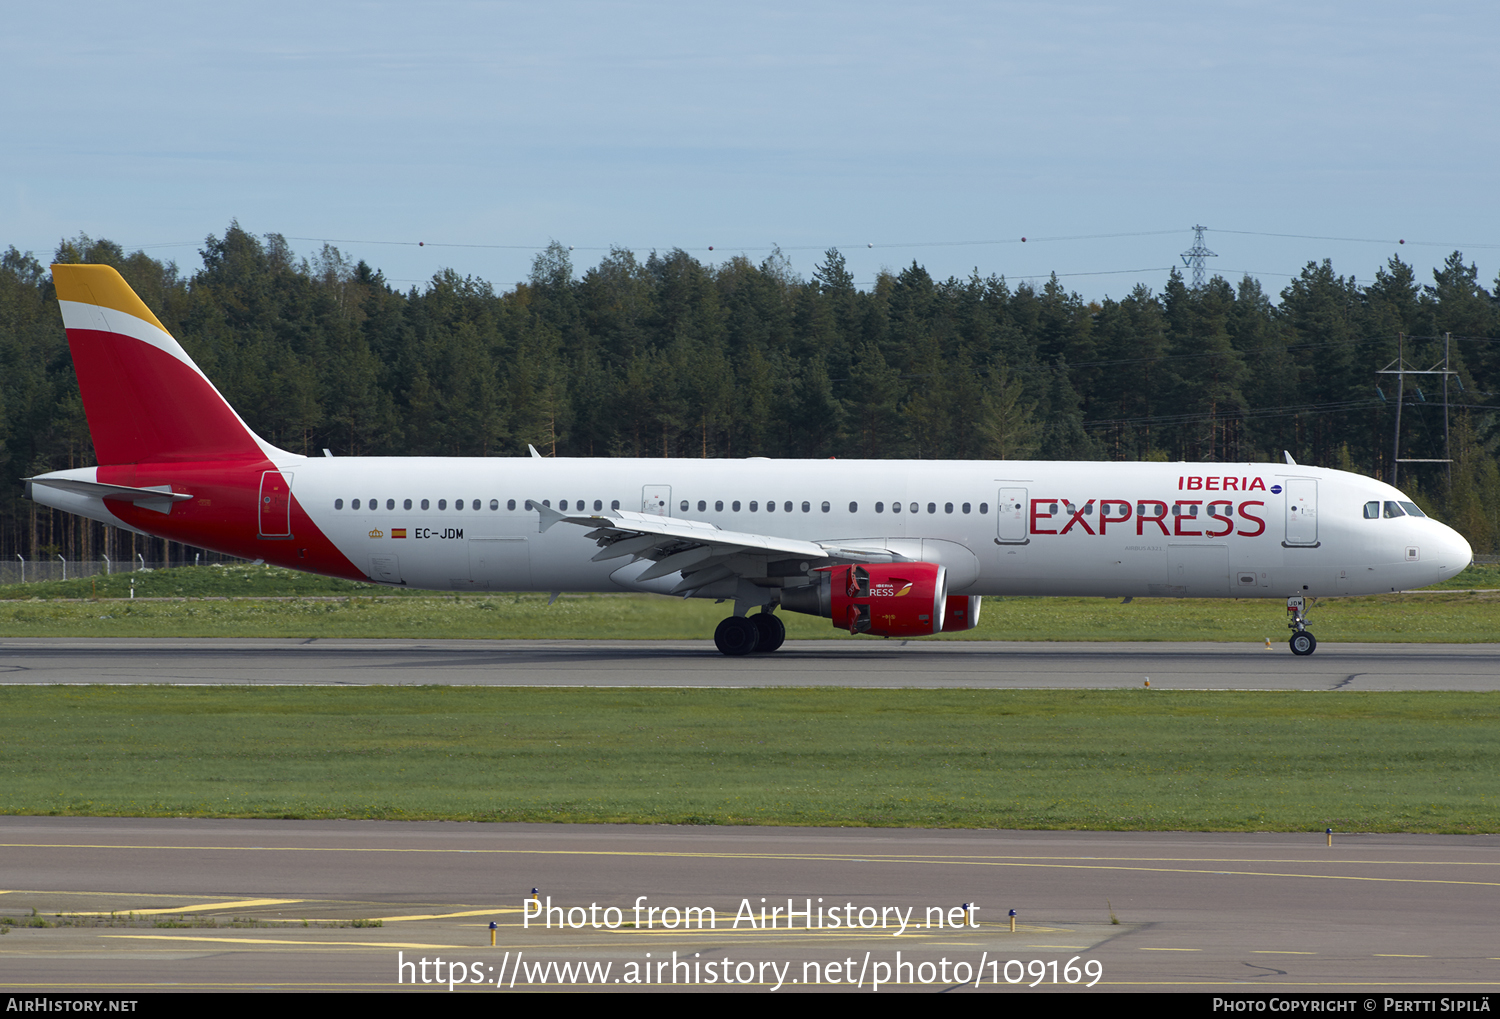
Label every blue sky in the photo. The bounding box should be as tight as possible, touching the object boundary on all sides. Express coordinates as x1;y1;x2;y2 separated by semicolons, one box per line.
5;1;1498;301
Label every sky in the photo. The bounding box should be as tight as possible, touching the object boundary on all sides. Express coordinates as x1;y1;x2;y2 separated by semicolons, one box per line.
5;1;1499;302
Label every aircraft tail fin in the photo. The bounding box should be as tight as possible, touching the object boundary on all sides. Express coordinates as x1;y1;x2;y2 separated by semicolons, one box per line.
51;264;281;465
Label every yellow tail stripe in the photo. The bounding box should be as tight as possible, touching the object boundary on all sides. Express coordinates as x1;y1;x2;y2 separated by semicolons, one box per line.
51;264;169;334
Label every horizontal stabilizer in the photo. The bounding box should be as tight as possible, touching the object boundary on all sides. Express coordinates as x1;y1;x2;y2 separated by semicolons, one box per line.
26;476;191;515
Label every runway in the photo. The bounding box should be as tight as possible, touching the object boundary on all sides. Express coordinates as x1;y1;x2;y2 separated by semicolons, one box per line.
1;817;1496;993
2;642;1497;993
2;638;1500;690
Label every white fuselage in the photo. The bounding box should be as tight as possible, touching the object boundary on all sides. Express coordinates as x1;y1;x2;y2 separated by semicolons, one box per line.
249;456;1470;599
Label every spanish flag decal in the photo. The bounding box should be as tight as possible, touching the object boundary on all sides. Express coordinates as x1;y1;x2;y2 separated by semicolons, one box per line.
392;528;407;539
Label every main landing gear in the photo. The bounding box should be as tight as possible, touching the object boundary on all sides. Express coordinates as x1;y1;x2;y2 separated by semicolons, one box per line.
1287;596;1317;656
714;609;786;656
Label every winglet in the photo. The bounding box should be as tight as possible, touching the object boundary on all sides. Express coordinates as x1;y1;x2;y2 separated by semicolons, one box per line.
528;444;543;459
1284;451;1297;466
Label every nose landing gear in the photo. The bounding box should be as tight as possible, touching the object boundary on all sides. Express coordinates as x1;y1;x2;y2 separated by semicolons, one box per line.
1287;596;1317;655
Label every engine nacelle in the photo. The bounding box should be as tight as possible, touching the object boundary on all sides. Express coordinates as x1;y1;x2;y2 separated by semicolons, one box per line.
941;595;982;632
781;563;948;637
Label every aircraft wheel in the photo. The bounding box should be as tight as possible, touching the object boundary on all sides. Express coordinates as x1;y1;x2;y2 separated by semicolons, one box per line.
1289;631;1317;656
714;616;761;656
751;613;786;653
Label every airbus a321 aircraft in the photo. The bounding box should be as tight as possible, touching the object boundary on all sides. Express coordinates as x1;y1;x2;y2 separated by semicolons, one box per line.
26;265;1473;655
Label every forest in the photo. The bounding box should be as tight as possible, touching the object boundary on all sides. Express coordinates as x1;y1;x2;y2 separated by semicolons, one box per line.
3;222;1498;564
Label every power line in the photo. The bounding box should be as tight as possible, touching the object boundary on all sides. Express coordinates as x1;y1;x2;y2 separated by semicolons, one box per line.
1211;228;1500;251
96;224;1500;259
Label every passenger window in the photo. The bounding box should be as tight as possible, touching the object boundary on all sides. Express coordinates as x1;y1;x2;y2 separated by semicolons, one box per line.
594;500;603;511
405;499;413;510
767;501;776;512
369;497;376;509
927;503;936;514
847;502;857;512
335;499;344;509
382;498;391;510
962;503;970;514
438;499;447;510
611;500;620;510
490;499;499;510
507;499;516;510
893;502;902;513
979;503;989;514
473;499;481;510
909;503;918;513
875;502;884;513
802;501;811;512
784;501;793;513
715;500;723;511
1364;501;1380;519
822;501;831;513
421;499;430;510
680;500;689;512
944;502;953;514
731;501;740;511
352;499;361;510
1384;501;1405;518
698;500;706;512
750;501;759;511
455;499;463;511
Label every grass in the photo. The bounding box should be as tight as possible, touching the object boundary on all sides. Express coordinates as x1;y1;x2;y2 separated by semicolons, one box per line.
0;686;1494;832
0;563;1498;641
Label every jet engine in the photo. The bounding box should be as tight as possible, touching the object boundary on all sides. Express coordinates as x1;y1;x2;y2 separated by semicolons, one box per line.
941;595;982;632
781;563;948;637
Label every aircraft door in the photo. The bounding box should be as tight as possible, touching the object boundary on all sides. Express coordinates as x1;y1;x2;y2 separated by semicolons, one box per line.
1284;479;1318;546
258;470;293;538
369;554;402;584
1168;544;1229;596
642;486;672;516
996;488;1028;544
469;537;532;591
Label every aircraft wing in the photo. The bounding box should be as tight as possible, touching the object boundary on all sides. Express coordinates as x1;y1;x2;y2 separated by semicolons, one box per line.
532;501;901;595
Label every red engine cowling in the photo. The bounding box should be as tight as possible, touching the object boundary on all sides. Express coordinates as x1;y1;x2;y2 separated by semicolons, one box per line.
782;563;948;637
941;595;982;632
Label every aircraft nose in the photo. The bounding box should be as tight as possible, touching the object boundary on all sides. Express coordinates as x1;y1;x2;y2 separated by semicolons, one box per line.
1437;523;1473;574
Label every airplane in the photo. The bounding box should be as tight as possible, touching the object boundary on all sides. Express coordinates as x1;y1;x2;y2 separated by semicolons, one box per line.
25;264;1474;656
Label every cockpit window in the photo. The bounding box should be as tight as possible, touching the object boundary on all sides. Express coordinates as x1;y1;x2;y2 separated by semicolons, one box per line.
1383;501;1405;518
1364;501;1380;519
1398;501;1426;518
